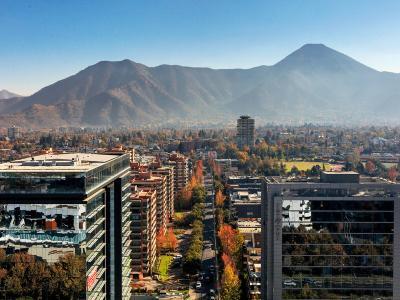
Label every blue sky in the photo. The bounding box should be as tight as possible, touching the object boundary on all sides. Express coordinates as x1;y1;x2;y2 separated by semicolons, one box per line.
1;0;400;95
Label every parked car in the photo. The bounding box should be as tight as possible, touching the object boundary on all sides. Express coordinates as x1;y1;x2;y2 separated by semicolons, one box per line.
196;281;202;290
283;279;297;287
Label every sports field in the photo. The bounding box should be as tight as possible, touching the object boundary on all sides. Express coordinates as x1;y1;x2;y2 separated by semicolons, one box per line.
282;161;342;172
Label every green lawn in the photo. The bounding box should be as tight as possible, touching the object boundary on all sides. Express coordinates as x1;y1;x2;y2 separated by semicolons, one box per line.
281;161;339;172
158;255;173;282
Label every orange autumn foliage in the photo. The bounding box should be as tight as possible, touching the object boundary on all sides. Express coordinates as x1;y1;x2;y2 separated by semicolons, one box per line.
215;190;226;207
218;224;244;264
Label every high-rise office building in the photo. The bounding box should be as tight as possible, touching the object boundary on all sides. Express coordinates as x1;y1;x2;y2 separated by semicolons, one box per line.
0;153;132;299
262;171;400;300
236;115;255;149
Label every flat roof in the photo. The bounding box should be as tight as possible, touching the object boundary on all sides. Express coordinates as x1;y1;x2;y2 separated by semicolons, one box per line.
265;174;397;186
0;153;119;173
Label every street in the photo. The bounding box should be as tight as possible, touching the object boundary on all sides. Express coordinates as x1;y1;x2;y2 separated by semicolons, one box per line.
189;171;218;300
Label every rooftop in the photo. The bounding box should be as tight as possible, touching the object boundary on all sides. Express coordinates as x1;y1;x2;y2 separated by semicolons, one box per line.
0;153;119;173
265;172;396;186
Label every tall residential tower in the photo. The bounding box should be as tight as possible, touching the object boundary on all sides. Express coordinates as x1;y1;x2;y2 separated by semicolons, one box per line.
236;115;255;149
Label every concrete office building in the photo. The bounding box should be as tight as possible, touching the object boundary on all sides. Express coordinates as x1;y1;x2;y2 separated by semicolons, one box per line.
0;153;132;300
262;171;400;300
236;115;255;149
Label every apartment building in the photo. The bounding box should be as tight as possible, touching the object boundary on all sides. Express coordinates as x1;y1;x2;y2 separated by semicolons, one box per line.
236;115;255;149
167;153;191;198
130;187;157;279
131;169;168;234
151;164;175;221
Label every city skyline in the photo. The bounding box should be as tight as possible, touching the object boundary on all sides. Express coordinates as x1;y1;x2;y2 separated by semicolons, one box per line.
1;0;400;94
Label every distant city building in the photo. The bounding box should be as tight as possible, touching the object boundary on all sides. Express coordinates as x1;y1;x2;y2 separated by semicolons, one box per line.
0;153;132;299
236;115;255;149
7;125;20;140
261;171;400;300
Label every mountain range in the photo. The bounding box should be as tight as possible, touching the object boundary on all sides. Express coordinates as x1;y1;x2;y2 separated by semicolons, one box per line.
1;44;400;128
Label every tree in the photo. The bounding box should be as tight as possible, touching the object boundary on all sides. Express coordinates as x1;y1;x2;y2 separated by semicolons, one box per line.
289;165;300;176
191;185;206;204
165;228;178;251
194;160;204;183
156;229;167;254
388;166;398;182
221;262;240;300
365;160;376;175
215;189;226;207
218;224;244;265
48;254;86;299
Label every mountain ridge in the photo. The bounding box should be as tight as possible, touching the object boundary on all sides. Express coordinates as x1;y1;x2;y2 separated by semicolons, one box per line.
1;44;400;127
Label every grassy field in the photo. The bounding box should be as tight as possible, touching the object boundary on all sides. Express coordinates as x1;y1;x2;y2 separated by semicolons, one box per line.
281;161;340;172
158;255;173;281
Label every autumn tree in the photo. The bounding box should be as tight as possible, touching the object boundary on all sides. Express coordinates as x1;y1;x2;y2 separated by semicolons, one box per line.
165;228;178;251
48;254;86;299
221;260;240;300
218;224;244;266
215;189;226;207
365;160;376;175
388;166;398;182
156;229;167;254
194;160;204;183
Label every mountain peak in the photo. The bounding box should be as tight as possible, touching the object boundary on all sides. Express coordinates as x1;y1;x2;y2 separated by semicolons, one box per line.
274;43;374;73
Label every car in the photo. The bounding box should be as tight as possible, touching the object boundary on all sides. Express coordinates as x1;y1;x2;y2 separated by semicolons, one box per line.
210;265;215;271
209;289;215;295
303;278;322;287
210;296;215;300
283;279;297;287
195;281;202;289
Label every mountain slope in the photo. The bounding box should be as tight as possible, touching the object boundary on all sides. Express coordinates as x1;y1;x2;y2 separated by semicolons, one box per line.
1;44;399;127
0;89;21;100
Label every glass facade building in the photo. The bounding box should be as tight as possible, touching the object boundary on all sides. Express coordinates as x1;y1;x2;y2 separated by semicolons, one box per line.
262;172;400;300
0;153;131;300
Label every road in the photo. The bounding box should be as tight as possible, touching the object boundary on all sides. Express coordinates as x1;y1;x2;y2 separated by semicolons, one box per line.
189;171;219;299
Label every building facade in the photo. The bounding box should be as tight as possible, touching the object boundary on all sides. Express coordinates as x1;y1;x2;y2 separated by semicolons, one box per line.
152;165;175;221
262;172;400;300
0;153;132;300
131;170;167;235
130;188;157;279
167;153;191;198
236;115;255;149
